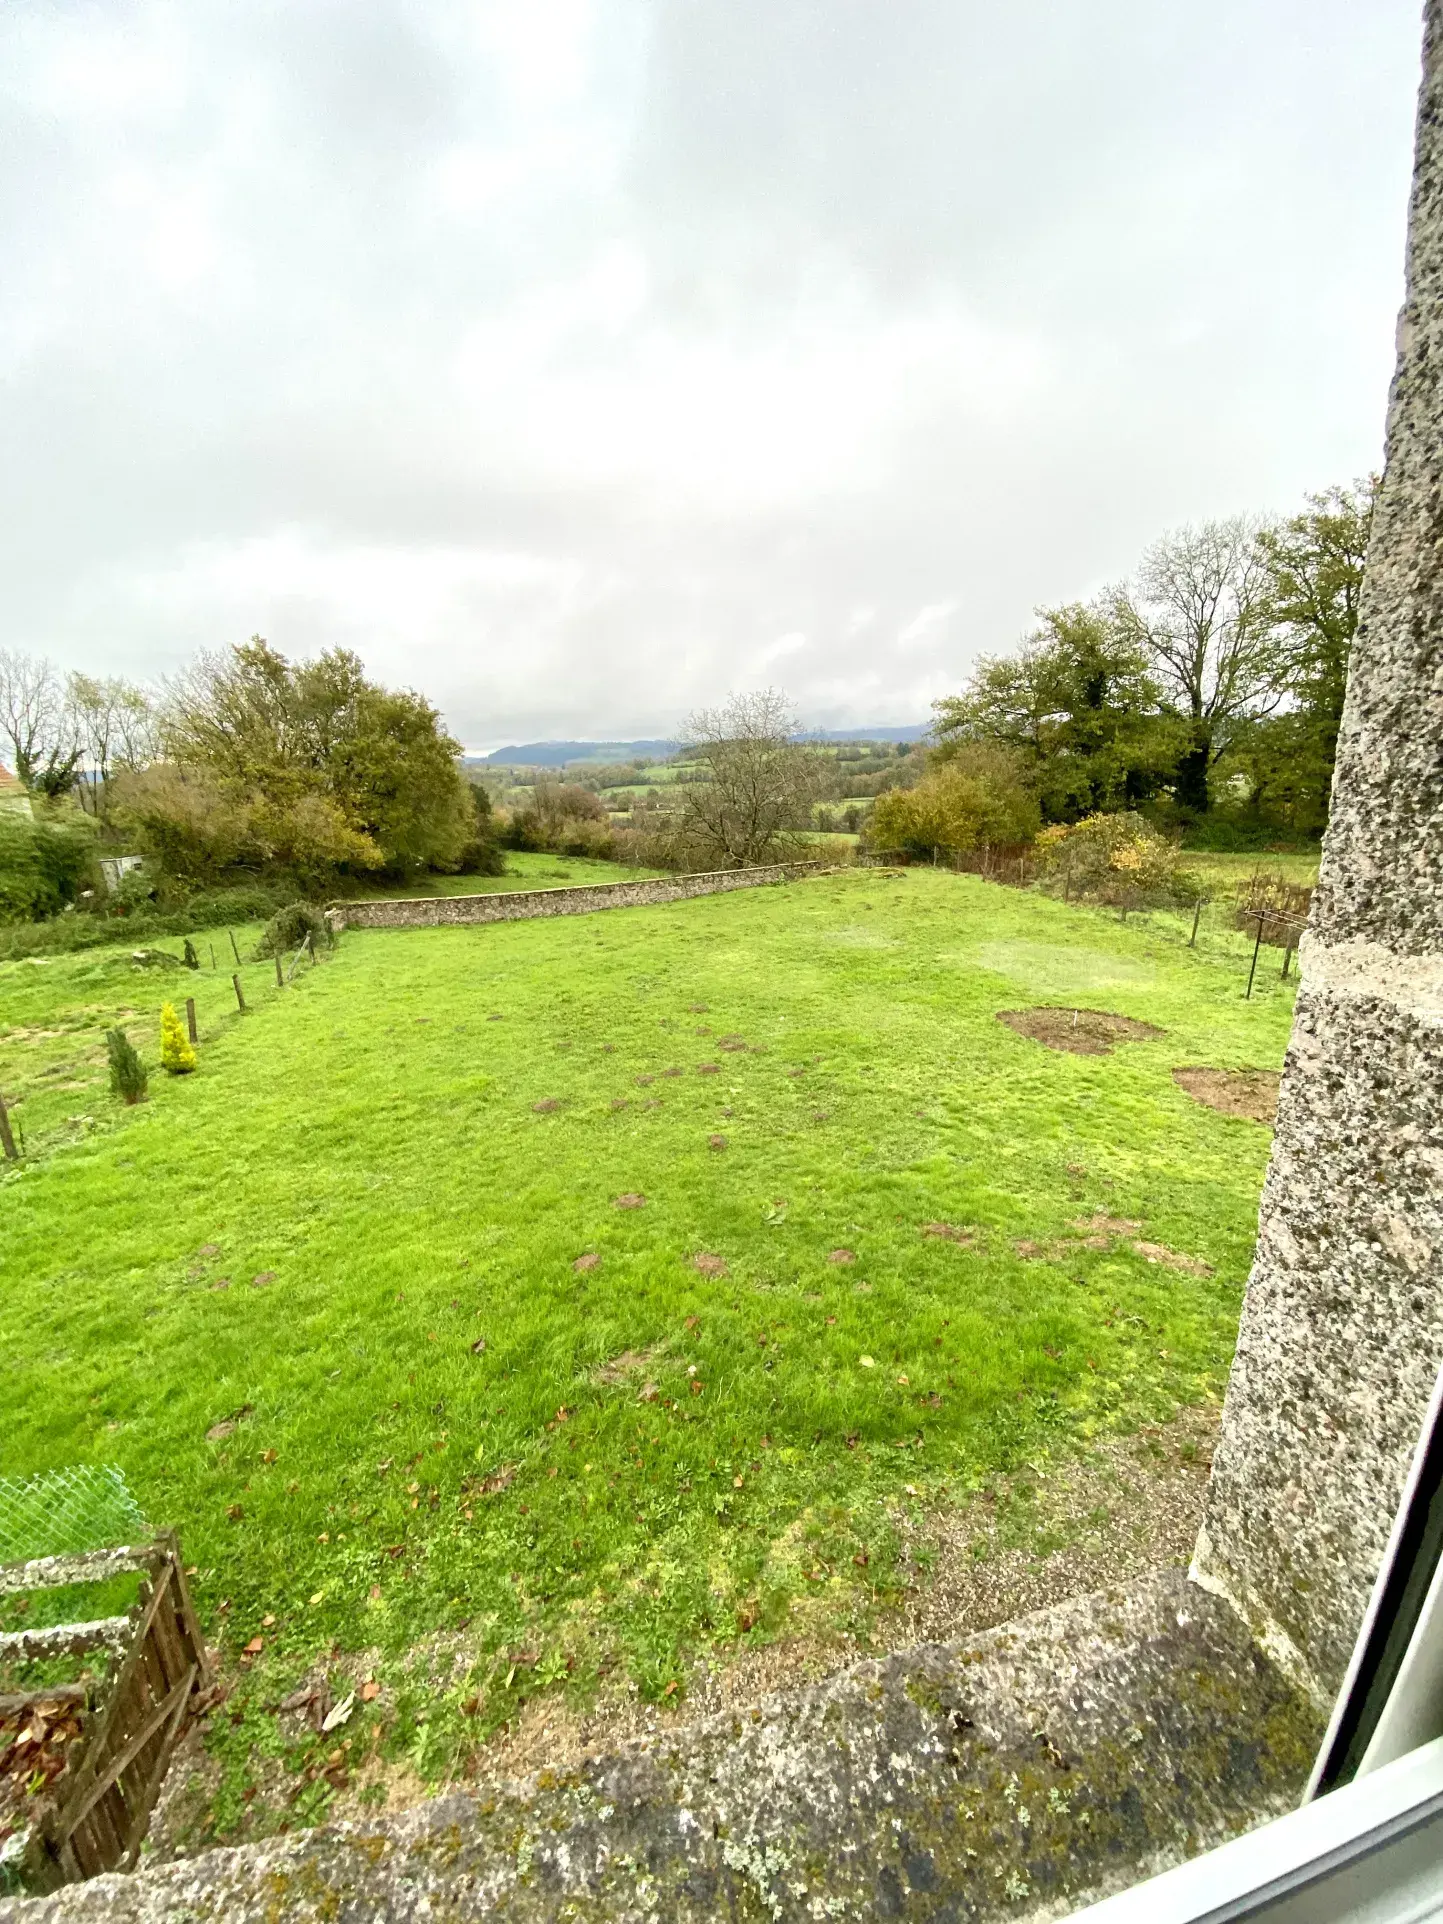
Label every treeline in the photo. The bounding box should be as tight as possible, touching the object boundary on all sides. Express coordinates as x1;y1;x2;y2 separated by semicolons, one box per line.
874;480;1374;859
0;638;501;926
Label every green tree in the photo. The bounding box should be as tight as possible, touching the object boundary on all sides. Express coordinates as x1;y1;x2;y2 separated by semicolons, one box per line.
155;639;474;887
870;744;1039;857
933;603;1177;823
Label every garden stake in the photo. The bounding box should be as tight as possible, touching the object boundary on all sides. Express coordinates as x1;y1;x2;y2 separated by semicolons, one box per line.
185;997;198;1045
233;973;246;1012
274;953;284;989
228;928;242;966
1246;909;1266;998
0;1092;17;1162
1189;898;1203;947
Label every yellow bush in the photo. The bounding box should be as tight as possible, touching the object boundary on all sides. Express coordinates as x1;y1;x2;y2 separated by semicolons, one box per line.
159;1002;197;1075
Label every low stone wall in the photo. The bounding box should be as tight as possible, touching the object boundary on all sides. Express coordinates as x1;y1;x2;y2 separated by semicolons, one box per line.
0;1570;1319;1923
328;862;820;932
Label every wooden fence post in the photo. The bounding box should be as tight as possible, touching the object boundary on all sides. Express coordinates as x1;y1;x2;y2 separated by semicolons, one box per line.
1282;939;1295;981
1190;898;1203;948
308;932;318;967
228;929;242;967
184;998;198;1045
0;1092;17;1162
233;974;246;1012
209;942;216;970
274;953;284;989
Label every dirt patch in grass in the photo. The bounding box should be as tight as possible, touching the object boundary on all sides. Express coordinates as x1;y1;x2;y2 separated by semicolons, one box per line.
996;1007;1165;1055
1173;1066;1279;1125
592;1347;662;1386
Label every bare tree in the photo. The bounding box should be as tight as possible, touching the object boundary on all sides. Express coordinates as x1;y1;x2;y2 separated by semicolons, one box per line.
67;673;158;812
1109;517;1281;812
675;689;819;867
0;648;80;797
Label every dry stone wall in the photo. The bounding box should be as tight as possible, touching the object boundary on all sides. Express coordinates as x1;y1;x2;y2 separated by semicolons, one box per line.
329;862;820;931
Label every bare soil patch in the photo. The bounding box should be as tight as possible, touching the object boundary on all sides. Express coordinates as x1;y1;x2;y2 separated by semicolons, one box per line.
996;1007;1165;1055
1173;1066;1279;1125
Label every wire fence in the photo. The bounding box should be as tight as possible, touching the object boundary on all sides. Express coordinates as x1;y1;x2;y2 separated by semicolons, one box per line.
0;1467;149;1564
856;846;1311;999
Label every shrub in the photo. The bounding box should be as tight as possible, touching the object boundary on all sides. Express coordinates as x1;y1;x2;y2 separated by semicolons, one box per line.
868;748;1039;859
1036;812;1202;907
106;1028;148;1104
182;937;200;969
255;900;332;960
0;809;98;922
158;1004;197;1075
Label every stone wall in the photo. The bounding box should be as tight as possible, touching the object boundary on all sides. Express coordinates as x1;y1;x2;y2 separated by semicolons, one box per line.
328;862;820;932
1193;9;1443;1699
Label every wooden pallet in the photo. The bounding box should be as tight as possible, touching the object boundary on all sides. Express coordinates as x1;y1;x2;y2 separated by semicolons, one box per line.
0;1533;209;1889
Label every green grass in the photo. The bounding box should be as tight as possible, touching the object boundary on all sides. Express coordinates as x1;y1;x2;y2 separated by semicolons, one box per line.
1184;850;1321;888
0;868;1295;1827
336;850;669;900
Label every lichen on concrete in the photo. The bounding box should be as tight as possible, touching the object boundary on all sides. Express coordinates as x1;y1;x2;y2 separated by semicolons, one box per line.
0;1570;1318;1922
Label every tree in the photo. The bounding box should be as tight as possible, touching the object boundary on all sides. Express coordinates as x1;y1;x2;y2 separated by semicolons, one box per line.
106;1028;148;1105
1109;518;1280;813
67;674;158;814
1245;476;1378;830
157;639;474;884
933;603;1178;823
0;650;81;798
159;1002;197;1075
674;690;819;868
870;743;1040;857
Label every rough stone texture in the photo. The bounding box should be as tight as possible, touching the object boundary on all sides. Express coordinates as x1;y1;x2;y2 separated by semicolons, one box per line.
0;1571;1319;1923
1194;6;1443;1701
330;864;820;932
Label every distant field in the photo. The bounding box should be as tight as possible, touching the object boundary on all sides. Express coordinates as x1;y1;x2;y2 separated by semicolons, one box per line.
1;866;1294;1841
336;851;669;900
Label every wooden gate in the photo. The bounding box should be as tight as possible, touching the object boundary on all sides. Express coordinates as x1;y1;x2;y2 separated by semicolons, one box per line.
0;1531;209;1889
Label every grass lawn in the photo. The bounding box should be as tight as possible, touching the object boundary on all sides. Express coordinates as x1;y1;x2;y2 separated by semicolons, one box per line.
333;850;670;899
0;866;1295;1836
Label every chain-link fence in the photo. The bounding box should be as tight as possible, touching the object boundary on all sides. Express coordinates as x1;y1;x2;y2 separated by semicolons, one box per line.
0;1467;149;1565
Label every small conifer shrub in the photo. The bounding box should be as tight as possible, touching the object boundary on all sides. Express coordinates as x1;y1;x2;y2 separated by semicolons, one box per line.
106;1028;148;1104
183;937;200;969
159;1003;198;1075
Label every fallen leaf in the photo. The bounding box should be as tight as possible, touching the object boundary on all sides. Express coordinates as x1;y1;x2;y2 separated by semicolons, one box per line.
859;1356;876;1369
361;1680;381;1702
321;1693;355;1732
226;1503;245;1521
471;1337;488;1353
243;1636;264;1655
896;1374;910;1386
732;1475;743;1488
690;1380;704;1396
308;1591;325;1606
262;1612;276;1627
638;1382;659;1402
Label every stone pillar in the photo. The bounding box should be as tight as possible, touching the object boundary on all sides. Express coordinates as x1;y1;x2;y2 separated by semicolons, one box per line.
1193;4;1443;1700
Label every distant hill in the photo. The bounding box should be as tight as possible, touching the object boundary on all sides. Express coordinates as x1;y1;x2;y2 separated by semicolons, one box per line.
471;724;929;766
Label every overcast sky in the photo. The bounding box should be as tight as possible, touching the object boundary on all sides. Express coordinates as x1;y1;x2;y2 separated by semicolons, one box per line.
0;1;1422;749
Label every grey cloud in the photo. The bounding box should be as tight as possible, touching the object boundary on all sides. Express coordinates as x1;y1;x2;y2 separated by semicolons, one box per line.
0;0;1421;745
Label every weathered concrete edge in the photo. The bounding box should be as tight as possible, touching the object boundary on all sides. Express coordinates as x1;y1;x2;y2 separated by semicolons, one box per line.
0;1569;1322;1923
328;862;824;931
